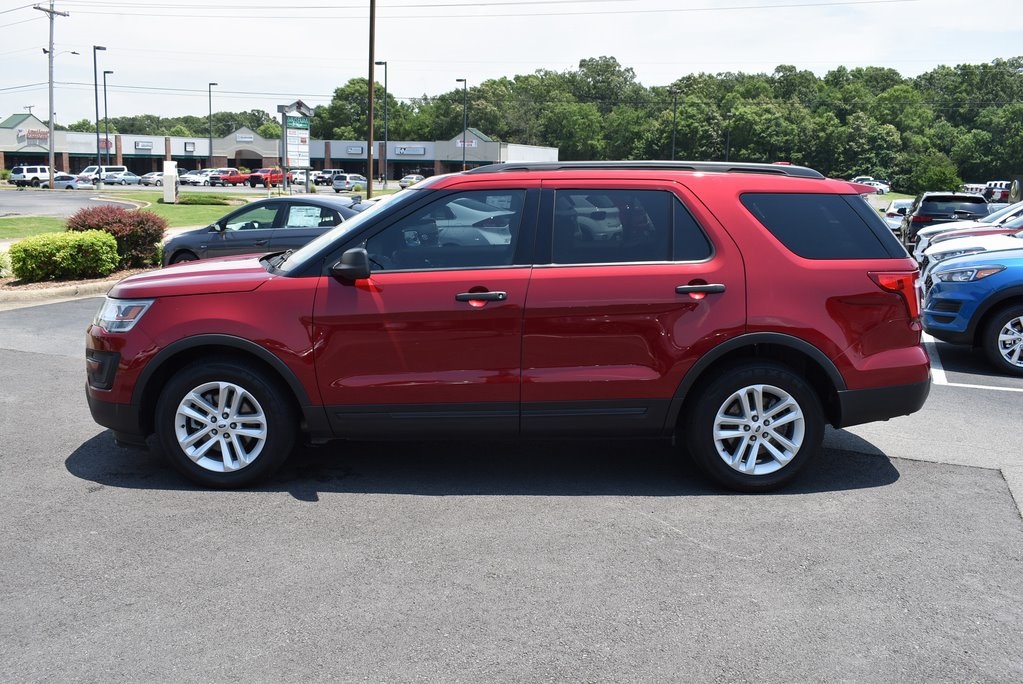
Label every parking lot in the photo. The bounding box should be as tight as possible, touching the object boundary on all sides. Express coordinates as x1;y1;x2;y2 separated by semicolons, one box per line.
0;294;1020;681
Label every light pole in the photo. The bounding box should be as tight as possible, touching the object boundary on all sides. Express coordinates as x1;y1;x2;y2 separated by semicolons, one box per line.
724;111;733;162
669;87;679;161
92;46;106;183
208;82;218;169
103;70;113;165
35;2;69;190
456;78;467;171
375;60;388;188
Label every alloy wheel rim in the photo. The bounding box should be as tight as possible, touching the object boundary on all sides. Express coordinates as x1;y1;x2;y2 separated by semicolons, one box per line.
173;381;267;473
997;316;1023;368
712;383;805;476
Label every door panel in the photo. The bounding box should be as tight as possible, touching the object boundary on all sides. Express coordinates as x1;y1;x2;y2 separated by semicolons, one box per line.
521;182;747;435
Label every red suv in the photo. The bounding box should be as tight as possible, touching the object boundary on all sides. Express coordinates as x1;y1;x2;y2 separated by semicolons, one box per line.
86;162;930;491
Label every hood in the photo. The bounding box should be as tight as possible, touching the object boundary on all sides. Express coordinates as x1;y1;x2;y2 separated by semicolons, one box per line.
925;232;1023;257
107;255;275;299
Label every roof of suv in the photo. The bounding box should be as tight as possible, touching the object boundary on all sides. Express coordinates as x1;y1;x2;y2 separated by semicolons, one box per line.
465;160;825;179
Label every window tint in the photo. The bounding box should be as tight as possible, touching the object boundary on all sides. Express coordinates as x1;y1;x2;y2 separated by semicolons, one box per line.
740;193;896;259
224;205;280;231
551;189;710;264
366;190;525;270
285;204;340;229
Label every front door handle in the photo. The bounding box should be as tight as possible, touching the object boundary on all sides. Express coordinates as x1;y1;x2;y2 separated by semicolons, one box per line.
676;284;726;294
254;239;269;246
455;291;508;302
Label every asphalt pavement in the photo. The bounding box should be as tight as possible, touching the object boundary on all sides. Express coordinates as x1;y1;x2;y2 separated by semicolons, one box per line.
0;293;1021;681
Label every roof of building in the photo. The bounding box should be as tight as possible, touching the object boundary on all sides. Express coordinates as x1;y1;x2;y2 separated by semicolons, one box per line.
0;113;36;129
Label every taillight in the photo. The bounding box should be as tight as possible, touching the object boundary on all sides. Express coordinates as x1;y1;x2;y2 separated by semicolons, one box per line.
870;271;920;320
910;215;932;224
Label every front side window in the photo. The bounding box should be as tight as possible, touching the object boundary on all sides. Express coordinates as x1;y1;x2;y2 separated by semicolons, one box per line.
224;204;280;231
366;190;526;270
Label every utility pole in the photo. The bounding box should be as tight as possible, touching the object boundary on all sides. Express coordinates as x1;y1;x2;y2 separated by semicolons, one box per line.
34;1;70;191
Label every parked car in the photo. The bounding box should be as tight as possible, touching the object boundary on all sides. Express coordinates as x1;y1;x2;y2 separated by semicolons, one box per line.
984;180;1011;202
161;195;363;266
399;174;425;189
898;191;989;249
331;173;367;192
923;247;1023;375
862;180;890;194
288;170;308;185
86;161;929;491
882;198;914;234
77;165;127;184
912;201;1023;261
314;168;344;185
248;168;283;188
9;165;52;187
208;168;240;187
39;173;82;190
179;170;205;186
215;170;251;187
920;226;1023;291
103;170;141;185
139;172;163;187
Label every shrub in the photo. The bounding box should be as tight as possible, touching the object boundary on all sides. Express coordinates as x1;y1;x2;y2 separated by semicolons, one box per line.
9;230;119;282
172;193;229;205
0;250;11;278
352;183;364;192
66;205;167;268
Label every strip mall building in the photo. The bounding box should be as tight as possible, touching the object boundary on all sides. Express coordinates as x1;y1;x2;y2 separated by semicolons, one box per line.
0;113;558;178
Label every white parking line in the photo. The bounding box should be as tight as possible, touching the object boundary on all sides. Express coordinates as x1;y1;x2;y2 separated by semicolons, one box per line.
923;333;1023;393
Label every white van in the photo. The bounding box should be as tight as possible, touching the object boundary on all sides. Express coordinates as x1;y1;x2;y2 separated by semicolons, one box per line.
10;165;52;187
77;165;128;183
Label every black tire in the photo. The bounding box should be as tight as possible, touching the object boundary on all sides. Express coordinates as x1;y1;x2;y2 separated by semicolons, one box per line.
31;178;40;187
156;180;163;186
682;362;824;492
154;359;296;488
981;304;1023;376
249;180;257;188
169;251;198;264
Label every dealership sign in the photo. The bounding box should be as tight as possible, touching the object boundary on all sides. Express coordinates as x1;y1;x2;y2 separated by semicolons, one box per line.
397;146;425;155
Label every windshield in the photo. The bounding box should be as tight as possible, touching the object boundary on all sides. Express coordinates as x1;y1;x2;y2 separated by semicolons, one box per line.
275;190;421;273
981;201;1022;224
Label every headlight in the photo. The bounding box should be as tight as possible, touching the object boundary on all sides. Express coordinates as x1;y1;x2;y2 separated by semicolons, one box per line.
930;248;985;263
932;266;1005;283
93;297;154;333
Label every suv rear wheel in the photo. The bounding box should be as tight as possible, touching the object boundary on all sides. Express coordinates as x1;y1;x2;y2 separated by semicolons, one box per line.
683;362;823;492
155;359;296;488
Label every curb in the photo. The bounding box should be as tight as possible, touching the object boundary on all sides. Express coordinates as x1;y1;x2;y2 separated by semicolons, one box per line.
0;277;119;310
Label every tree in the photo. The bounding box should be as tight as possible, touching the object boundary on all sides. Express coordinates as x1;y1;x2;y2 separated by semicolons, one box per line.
66;118;94;132
256;121;281;139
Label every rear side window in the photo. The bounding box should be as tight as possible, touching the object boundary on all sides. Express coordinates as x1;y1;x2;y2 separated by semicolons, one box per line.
551;189;711;264
741;193;903;259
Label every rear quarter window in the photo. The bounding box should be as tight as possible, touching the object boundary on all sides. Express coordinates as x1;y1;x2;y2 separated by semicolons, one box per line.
740;193;905;259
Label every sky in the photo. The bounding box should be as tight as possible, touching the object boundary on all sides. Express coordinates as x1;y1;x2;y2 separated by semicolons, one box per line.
3;0;1023;127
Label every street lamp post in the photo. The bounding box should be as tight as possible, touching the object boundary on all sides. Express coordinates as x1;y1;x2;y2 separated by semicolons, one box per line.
724;111;733;162
670;88;679;161
102;70;113;165
35;1;70;190
456;78;467;171
374;60;387;188
92;45;106;183
208;82;218;169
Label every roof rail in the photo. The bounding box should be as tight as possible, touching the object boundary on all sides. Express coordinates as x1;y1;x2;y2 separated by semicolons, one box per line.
465;160;825;179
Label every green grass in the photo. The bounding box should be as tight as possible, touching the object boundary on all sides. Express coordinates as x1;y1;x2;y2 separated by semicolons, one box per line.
0;216;67;240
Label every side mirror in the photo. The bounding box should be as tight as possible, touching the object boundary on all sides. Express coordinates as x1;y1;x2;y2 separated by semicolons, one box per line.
897;208;907;216
331;247;371;281
211;222;223;232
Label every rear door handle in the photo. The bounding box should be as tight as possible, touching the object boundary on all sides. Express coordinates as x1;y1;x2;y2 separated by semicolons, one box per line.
455;291;508;302
676;284;726;294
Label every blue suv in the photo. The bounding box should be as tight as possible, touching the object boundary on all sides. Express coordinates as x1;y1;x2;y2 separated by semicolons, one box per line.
923;247;1023;375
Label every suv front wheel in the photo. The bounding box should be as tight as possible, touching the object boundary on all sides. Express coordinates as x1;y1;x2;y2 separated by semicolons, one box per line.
155;358;296;488
683;362;824;492
981;304;1023;376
